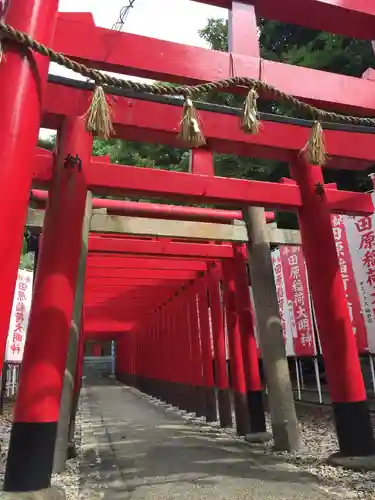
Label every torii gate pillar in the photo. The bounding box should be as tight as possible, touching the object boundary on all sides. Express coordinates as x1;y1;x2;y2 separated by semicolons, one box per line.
4;117;92;492
0;0;60;371
290;155;375;458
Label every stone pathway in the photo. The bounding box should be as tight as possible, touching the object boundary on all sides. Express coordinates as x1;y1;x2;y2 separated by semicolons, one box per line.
79;378;342;500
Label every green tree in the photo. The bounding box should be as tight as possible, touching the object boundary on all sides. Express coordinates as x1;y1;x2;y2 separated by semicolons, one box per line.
38;134;56;151
200;18;374;77
93;139;189;172
199;17;374;198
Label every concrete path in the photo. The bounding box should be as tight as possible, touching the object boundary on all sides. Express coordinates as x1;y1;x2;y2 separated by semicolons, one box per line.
79;378;338;500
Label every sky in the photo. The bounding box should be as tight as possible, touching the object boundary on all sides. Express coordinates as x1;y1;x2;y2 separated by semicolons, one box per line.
58;0;226;47
42;0;226;137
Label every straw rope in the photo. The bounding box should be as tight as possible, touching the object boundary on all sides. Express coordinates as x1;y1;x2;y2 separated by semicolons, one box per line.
0;20;374;162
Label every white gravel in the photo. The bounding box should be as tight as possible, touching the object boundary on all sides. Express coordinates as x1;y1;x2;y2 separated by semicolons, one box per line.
52;398;82;500
0;402;13;487
0;399;82;500
143;394;375;500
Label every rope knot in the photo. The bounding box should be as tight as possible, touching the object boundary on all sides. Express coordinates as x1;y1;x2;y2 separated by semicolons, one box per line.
241;87;260;134
179;95;206;148
84;86;114;140
303;120;327;166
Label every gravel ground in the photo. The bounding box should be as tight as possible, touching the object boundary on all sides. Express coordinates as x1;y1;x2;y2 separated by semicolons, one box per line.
0;398;82;500
144;394;375;500
0;390;375;499
52;398;82;500
0;401;14;487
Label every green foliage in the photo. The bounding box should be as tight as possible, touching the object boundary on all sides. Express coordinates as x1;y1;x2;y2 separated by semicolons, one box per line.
20;252;34;271
199;17;374;192
199;18;229;52
259;23;374;77
93;139;189;172
38;134;56;151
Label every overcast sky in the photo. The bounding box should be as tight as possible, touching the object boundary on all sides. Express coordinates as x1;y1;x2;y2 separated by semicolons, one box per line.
42;0;226;137
58;0;226;47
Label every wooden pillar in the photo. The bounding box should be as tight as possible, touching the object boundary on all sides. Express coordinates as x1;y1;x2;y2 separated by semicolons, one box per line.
53;191;92;473
233;245;267;436
67;313;85;458
188;285;206;417
243;207;301;451
222;260;250;436
92;343;102;357
197;276;218;422
208;265;233;428
228;0;301;451
4;116;93;492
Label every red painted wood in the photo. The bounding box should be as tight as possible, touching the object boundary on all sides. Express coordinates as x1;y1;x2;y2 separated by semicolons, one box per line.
0;0;59;372
85;280;185;290
96;164;373;214
86;268;199;280
85;293;181;305
290;155;366;403
92;343;102;357
229;2;260;56
208;266;230;391
160;305;169;384
190;148;215;176
88;163;373;214
195;0;375;40
188;286;205;390
15;117;92;424
221;260;247;396
34;150;375;215
170;300;179;386
178;292;189;390
87;256;207;271
51;13;375;114
233;246;262;391
85;281;188;290
165;303;173;385
40;85;375;167
32;188;275;223
198;277;215;389
228;0;262;395
88;237;234;258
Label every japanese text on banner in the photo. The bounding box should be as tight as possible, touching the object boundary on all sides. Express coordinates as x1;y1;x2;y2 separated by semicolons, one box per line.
279;246;316;357
5;269;33;363
271;248;295;357
331;215;368;353
344;201;375;353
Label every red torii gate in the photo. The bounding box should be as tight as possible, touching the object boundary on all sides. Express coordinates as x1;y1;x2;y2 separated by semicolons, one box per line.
1;0;375;494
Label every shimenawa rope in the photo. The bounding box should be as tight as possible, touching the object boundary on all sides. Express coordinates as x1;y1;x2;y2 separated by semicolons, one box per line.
0;20;374;164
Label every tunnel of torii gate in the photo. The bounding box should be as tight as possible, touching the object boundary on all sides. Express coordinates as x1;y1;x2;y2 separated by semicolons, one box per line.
2;0;375;495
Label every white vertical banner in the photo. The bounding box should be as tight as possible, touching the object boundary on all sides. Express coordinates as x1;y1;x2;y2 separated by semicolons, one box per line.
208;307;214;357
331;214;368;353
279;246;316;356
344;195;375;353
271;248;295;356
219;284;230;360
249;285;260;353
6;269;33;363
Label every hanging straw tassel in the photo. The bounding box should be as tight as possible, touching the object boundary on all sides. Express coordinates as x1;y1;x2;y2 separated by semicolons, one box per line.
304;120;327;166
179;96;206;147
85;86;114;139
241;88;260;134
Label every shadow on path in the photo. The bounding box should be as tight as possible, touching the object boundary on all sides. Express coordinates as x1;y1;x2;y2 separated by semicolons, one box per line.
79;376;339;500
